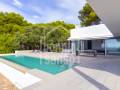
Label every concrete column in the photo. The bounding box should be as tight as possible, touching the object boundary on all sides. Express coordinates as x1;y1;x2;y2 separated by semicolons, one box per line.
71;41;76;53
76;40;79;51
68;40;71;53
80;40;82;51
104;39;107;56
81;40;84;51
78;40;80;50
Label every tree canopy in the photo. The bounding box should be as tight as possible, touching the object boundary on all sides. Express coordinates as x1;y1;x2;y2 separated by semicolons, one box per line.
0;12;75;53
0;12;30;53
78;3;101;27
20;21;74;52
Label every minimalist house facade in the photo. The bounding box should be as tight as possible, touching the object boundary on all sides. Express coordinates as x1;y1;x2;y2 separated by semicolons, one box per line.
68;0;120;56
68;24;120;55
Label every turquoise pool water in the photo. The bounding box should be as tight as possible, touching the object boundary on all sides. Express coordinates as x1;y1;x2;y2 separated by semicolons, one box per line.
1;55;71;74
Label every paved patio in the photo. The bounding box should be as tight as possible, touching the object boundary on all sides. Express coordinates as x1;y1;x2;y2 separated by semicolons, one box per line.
20;52;120;90
0;52;120;90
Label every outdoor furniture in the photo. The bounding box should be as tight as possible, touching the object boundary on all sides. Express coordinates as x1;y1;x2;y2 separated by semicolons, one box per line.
96;49;105;55
76;50;97;57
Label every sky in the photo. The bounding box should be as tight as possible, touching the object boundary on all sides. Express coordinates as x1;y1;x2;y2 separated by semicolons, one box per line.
0;0;86;24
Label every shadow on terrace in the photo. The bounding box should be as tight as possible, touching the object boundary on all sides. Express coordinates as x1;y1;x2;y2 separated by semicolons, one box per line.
73;67;110;90
71;55;120;76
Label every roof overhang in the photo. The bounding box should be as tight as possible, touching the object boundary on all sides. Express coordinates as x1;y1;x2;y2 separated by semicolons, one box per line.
68;24;114;40
87;0;120;36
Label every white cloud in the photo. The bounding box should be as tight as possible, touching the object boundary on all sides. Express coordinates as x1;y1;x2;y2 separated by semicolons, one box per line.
0;0;86;24
57;0;86;12
0;2;26;20
32;15;40;19
0;2;33;24
0;2;17;12
29;0;86;24
13;0;23;7
29;6;65;23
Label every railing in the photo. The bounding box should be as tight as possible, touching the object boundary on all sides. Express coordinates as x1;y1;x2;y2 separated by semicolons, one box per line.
76;50;97;57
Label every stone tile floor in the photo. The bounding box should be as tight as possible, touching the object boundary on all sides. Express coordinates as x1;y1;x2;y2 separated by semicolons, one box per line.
1;52;120;90
22;53;120;90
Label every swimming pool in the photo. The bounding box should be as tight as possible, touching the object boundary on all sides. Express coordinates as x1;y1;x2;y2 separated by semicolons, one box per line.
1;55;72;74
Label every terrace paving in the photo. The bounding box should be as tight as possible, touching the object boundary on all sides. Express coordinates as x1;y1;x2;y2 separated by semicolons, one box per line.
21;52;120;90
0;52;120;90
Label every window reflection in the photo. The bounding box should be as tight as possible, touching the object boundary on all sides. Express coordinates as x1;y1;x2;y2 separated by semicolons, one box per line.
106;38;120;55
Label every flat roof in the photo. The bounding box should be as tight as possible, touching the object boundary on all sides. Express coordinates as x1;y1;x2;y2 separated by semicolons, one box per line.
68;24;114;40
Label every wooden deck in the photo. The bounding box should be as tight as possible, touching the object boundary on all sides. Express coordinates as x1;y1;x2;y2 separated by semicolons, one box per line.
0;74;17;90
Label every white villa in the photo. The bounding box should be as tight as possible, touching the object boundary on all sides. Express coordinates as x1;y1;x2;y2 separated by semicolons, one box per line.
0;0;120;90
68;24;120;55
68;0;120;56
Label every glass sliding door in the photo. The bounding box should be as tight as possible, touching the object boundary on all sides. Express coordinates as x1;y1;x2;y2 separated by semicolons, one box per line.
87;40;92;50
71;40;81;53
106;37;120;55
